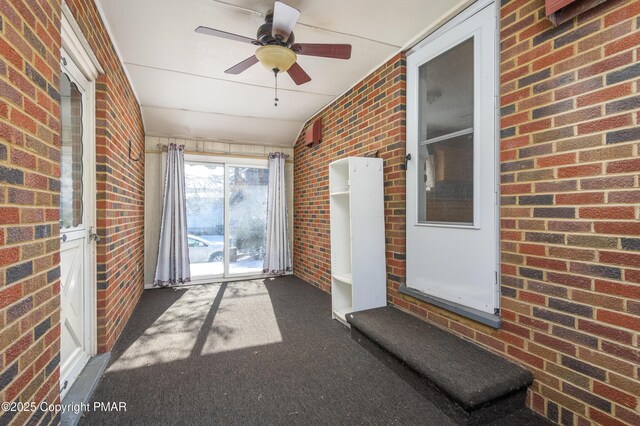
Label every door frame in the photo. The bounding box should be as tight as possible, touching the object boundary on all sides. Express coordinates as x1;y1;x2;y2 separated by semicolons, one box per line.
402;0;501;327
60;2;102;386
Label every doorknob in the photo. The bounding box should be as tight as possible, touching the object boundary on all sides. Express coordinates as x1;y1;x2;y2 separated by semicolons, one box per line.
60;234;67;242
401;153;412;170
89;227;100;242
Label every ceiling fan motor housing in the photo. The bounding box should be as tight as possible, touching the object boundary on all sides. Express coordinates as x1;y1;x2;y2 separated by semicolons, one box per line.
258;13;295;46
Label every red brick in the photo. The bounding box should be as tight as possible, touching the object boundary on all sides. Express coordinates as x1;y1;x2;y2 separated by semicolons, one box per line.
579;206;635;219
606;157;640;173
518;243;546;256
605;31;640;55
558;163;602;178
0;207;20;224
594;279;640;299
604;0;640;26
577;51;633;79
594;222;640;236
577;319;633;345
556;192;604;205
624;269;640;284
599;250;640;268
576;83;634;107
507;345;544;369
0;283;23;308
526;256;567;271
588;408;626;426
577;114;632;134
554;106;601;127
536;153;575;168
532;46;574;71
6;332;33;364
596;310;640;332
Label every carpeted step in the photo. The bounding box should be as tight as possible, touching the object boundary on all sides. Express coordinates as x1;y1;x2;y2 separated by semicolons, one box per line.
347;306;536;424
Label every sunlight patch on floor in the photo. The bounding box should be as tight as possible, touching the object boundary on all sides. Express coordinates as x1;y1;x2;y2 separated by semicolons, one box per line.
201;280;283;355
108;281;282;371
108;285;219;371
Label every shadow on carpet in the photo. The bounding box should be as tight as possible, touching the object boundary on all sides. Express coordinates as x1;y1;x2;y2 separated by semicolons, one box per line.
80;276;534;425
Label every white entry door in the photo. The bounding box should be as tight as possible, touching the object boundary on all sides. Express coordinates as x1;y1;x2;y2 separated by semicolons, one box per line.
406;4;498;316
59;49;96;397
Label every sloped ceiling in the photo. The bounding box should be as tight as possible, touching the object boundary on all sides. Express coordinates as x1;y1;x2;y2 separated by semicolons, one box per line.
96;0;472;147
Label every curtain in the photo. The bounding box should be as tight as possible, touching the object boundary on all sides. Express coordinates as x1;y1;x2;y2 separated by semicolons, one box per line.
154;143;191;286
263;152;292;275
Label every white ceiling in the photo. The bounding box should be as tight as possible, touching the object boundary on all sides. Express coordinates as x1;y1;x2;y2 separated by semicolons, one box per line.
96;0;472;147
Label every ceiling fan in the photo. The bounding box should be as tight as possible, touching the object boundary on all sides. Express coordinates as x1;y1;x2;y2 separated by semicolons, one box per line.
195;1;352;87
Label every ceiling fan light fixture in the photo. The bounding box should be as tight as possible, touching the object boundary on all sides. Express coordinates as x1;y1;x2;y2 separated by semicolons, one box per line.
256;45;297;73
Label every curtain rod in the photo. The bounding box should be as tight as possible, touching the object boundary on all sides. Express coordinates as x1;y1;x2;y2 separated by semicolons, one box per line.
149;144;292;160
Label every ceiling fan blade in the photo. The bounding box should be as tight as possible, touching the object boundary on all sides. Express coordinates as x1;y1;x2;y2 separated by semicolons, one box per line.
195;26;256;44
225;56;259;74
272;1;300;42
287;62;311;85
292;43;352;60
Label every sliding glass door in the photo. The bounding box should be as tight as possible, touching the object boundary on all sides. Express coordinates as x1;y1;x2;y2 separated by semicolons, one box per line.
229;166;269;275
184;157;269;280
185;163;225;278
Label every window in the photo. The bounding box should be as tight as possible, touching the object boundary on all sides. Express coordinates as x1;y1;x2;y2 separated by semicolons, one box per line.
417;37;474;225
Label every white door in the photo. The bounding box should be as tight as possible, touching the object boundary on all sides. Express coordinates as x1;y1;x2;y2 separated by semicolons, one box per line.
59;50;95;397
406;4;498;315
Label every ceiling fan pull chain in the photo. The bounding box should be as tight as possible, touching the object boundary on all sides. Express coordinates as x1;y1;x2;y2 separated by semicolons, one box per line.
274;68;279;107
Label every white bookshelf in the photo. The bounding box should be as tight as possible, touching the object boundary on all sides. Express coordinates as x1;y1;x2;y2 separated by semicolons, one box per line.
329;157;386;325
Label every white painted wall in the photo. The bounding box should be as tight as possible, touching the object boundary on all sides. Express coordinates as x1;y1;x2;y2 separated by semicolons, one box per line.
144;136;294;285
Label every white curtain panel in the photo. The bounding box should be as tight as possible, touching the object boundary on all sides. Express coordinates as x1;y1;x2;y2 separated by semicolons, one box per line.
154;143;191;286
263;152;292;275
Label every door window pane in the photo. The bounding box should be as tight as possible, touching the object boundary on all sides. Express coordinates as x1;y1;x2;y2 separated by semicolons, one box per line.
185;163;225;277
229;167;269;275
60;73;83;229
418;37;474;141
417;37;475;225
418;133;473;224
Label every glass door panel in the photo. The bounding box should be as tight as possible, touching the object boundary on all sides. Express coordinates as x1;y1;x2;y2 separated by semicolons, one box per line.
185;163;225;278
417;37;475;225
228;166;269;275
60;73;84;230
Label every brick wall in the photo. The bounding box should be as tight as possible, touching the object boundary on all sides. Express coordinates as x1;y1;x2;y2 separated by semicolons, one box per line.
293;1;640;424
65;0;145;354
0;0;64;424
293;53;406;293
0;0;144;422
498;0;639;424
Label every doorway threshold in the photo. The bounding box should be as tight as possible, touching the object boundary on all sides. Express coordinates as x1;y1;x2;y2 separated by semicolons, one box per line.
144;272;294;289
61;353;111;426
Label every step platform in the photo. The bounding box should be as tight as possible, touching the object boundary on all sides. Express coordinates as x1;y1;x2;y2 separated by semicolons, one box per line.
347;307;548;425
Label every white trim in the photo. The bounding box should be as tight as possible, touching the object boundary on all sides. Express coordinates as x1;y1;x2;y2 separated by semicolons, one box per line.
407;0;495;55
60;7;99;396
492;1;502;311
61;2;103;79
293;0;475;146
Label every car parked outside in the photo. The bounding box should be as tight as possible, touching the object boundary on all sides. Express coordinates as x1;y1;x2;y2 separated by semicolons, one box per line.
187;235;223;263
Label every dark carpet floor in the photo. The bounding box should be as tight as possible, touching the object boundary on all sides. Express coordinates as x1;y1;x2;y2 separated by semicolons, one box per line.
81;276;543;425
